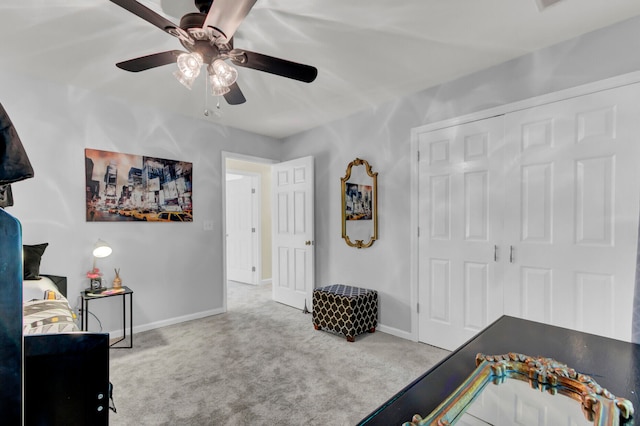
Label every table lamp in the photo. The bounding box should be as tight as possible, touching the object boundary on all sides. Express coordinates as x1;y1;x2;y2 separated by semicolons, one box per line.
88;239;112;291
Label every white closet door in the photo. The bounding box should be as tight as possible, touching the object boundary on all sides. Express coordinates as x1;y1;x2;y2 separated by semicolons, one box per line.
503;84;640;342
418;116;505;350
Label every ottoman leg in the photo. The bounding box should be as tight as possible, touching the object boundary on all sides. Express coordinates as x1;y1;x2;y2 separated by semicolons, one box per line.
346;335;355;342
368;327;376;333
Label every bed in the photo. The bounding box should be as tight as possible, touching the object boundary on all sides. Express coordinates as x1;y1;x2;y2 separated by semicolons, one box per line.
20;243;111;425
23;274;79;335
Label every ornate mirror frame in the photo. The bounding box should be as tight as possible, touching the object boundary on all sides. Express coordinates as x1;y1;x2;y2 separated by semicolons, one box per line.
341;158;378;248
405;353;634;426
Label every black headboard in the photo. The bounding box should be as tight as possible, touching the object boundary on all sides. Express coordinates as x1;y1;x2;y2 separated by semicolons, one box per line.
41;274;67;297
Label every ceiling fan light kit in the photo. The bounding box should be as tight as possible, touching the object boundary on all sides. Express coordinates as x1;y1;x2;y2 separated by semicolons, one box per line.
108;0;318;105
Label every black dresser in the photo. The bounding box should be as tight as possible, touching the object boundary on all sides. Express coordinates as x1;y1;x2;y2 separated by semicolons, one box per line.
358;315;639;425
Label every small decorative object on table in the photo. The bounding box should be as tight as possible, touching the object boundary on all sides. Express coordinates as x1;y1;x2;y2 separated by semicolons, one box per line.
87;287;126;297
87;268;104;292
112;268;122;289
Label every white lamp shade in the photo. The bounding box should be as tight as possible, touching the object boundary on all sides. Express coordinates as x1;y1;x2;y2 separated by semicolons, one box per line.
92;240;112;258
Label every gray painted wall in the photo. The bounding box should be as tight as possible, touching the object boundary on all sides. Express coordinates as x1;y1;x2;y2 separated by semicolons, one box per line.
0;72;282;334
281;15;640;337
3;14;640;338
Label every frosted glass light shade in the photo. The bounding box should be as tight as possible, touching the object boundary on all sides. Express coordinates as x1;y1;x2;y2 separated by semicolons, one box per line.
209;73;230;96
174;70;196;90
211;59;238;87
177;53;203;79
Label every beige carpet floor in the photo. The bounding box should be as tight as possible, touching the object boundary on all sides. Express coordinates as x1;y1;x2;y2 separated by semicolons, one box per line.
109;282;449;426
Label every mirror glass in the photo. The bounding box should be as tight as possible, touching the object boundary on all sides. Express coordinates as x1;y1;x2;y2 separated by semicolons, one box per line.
461;374;591;425
341;158;377;248
406;353;634;426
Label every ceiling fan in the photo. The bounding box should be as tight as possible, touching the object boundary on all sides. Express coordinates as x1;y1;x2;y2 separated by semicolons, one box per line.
108;0;318;105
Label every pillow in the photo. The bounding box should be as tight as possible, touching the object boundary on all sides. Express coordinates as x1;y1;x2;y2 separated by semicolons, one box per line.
23;243;48;280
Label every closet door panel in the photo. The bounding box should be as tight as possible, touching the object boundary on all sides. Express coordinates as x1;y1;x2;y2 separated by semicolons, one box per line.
418;116;505;350
503;84;640;341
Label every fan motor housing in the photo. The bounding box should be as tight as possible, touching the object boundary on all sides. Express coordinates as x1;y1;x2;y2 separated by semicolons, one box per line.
190;40;221;64
180;12;207;30
178;13;225;63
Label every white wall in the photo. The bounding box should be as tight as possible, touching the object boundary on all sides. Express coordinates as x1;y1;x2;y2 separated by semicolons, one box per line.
282;15;640;339
1;72;281;335
4;14;640;341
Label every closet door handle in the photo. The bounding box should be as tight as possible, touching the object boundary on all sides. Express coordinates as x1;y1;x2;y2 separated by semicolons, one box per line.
509;246;514;263
494;245;498;262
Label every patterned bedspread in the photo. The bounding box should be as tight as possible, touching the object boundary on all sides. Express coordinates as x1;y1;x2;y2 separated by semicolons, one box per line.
23;299;79;334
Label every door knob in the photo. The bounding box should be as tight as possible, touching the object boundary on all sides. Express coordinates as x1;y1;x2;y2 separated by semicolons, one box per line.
305;240;312;246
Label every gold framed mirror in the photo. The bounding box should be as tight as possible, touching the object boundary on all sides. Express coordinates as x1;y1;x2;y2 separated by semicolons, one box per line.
341;158;378;248
405;353;634;426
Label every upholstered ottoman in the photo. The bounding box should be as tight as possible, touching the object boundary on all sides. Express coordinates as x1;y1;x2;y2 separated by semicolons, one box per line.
312;284;378;342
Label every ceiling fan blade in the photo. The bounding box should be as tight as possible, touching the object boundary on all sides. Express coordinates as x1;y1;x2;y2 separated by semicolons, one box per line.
109;0;185;38
203;0;257;40
116;51;184;72
223;82;246;105
231;50;318;83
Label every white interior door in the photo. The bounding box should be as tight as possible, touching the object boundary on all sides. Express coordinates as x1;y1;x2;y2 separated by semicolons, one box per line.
272;156;315;310
503;84;640;342
226;172;259;285
418;117;505;350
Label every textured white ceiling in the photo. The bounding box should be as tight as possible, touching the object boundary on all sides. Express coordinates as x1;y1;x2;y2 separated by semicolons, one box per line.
2;0;640;138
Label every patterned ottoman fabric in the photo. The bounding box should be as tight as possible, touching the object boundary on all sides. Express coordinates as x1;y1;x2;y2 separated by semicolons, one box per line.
312;284;378;342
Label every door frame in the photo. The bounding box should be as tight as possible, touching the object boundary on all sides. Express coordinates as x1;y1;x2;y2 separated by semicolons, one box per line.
221;152;277;312
410;70;640;342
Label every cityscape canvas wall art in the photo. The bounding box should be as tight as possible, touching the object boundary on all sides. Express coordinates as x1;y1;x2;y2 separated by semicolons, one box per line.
85;148;193;222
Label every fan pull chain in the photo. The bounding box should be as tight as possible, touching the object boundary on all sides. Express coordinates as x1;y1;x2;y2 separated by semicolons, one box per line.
204;75;211;117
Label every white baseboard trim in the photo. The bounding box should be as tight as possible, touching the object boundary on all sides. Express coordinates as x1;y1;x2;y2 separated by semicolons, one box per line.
377;323;416;342
107;307;225;338
105;307;417;343
260;278;272;286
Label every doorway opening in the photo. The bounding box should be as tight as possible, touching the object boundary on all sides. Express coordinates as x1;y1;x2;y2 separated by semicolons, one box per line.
223;153;276;312
222;153;316;313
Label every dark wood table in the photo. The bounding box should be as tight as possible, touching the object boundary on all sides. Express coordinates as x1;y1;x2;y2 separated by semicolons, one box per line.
358;315;639;425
